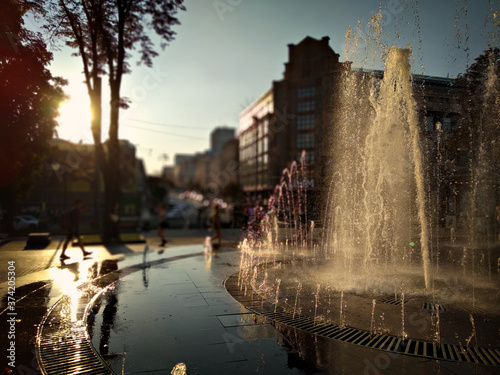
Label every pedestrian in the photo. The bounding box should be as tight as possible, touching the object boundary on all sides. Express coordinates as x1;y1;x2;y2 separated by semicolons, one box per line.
158;203;168;246
60;200;91;259
210;203;222;248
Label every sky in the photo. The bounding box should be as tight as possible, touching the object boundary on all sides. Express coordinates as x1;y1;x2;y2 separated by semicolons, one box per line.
44;0;498;175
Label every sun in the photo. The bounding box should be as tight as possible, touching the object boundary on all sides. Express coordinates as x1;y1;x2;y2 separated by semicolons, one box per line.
56;83;93;143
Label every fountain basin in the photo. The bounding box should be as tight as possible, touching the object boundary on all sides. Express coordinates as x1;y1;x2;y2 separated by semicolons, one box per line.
228;251;500;367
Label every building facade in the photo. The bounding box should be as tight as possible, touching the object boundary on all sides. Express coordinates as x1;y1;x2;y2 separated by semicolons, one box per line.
238;36;349;199
211;127;235;153
172;129;239;201
238;36;465;224
12;139;150;232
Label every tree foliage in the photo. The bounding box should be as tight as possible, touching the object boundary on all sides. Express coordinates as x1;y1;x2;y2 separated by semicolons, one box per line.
454;48;500;162
0;0;66;189
451;48;500;230
39;0;185;239
456;47;499;121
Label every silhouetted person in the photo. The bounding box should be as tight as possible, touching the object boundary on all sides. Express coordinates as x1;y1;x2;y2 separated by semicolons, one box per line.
158;203;168;246
210;203;222;248
58;260;80;281
60;200;91;259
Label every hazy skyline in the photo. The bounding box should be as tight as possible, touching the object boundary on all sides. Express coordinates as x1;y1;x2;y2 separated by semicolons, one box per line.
48;0;497;175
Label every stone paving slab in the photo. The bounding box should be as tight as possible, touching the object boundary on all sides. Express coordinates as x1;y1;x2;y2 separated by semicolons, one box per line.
0;231;241;375
2;231;499;374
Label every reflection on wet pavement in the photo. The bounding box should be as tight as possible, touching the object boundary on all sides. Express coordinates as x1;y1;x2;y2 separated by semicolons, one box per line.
0;281;52;374
171;362;187;374
83;245;499;375
7;240;495;374
36;257;122;374
87;247;319;374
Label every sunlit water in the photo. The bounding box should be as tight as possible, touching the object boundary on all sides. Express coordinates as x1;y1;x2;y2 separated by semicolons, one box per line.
238;7;500;346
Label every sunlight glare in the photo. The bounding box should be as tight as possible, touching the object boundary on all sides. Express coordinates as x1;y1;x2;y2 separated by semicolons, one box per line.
49;267;82;322
56;85;93;143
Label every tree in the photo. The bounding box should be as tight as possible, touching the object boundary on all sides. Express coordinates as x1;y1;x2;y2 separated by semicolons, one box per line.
41;0;185;240
0;0;66;233
453;48;500;240
453;48;500;170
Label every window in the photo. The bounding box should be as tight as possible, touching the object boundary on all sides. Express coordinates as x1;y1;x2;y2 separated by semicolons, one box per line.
425;116;434;131
297;133;315;148
298;86;316;98
297;101;315;112
442;117;451;131
262;173;269;186
297;151;315;165
297;114;315;130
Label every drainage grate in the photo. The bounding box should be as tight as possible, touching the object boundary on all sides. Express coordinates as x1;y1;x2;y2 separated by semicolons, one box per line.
421;302;447;312
458;304;490;316
36;295;113;375
377;296;406;305
225;271;500;367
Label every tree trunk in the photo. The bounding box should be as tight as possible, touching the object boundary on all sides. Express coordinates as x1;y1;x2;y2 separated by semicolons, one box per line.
89;77;112;241
101;81;122;243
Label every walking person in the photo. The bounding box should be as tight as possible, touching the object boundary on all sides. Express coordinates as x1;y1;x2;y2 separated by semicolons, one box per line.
210;203;222;248
60;200;91;259
158;203;168;246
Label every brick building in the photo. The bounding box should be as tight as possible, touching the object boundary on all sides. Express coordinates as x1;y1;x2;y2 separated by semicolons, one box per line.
238;36;463;211
238;36;349;199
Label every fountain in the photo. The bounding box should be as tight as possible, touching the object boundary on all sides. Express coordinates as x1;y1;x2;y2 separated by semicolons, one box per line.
232;16;500;368
329;45;432;291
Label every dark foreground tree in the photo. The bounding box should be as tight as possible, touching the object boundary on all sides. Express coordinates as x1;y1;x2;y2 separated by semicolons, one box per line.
0;0;66;233
455;47;499;142
42;0;185;241
453;48;500;240
453;48;500;175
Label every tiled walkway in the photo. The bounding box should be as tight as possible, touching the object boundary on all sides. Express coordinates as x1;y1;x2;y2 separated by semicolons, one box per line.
86;246;310;374
1;234;499;374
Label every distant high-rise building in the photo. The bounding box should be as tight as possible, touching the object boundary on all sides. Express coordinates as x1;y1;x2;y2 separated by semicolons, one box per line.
211;127;235;153
174;154;195;165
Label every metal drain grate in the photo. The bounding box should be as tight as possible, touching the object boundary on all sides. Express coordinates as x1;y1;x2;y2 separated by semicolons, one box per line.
421;302;447;311
36;250;229;374
377;296;406;305
459;304;490;316
225;271;500;367
36;295;113;375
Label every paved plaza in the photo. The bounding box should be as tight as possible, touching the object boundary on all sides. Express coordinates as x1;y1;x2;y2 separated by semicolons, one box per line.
0;229;498;374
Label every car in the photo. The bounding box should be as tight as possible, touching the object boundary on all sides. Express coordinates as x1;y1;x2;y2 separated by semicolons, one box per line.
13;215;39;231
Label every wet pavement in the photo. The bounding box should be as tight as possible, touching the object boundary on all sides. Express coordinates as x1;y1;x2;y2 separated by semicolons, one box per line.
87;247;309;374
0;229;499;374
0;229;240;374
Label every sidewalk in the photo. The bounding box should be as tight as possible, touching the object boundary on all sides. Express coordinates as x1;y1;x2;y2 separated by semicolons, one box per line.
0;228;245;373
1;228;497;374
0;228;243;284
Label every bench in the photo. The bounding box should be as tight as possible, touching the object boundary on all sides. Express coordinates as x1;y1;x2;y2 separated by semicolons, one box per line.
27;232;51;247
